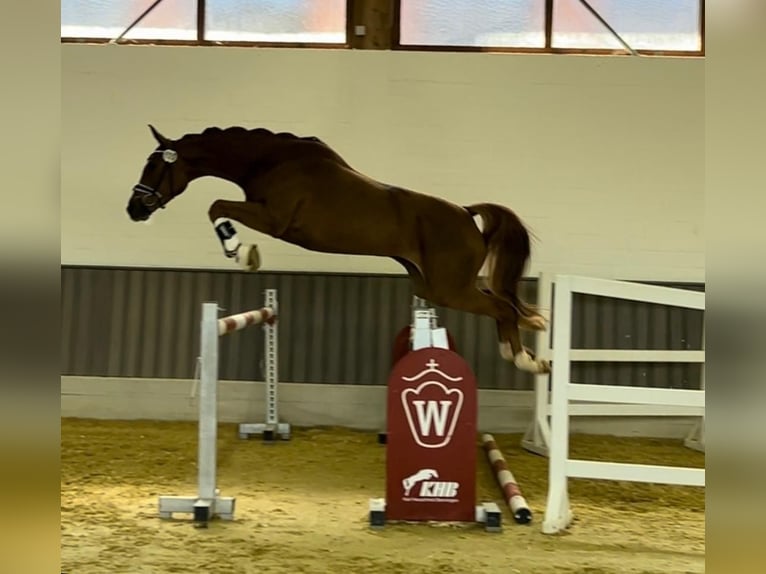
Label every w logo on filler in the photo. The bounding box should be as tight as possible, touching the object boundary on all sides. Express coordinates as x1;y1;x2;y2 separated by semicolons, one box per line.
401;359;464;448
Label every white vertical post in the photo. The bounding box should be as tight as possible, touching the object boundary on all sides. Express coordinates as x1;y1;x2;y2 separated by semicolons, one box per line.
264;289;278;427
197;302;218;506
198;302;218;502
412;295;428;309
158;301;235;521
525;272;553;453
685;320;705;452
695;317;707;440
543;275;573;533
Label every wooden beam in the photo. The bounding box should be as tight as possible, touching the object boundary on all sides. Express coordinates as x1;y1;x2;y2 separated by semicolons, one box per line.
349;0;395;50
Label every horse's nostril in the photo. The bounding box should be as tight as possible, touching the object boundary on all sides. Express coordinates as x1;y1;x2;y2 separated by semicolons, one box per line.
127;200;150;222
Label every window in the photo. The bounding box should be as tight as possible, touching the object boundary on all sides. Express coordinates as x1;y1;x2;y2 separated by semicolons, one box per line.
397;0;704;54
61;0;348;45
399;0;546;48
205;0;347;43
61;0;703;56
552;0;702;52
61;0;198;41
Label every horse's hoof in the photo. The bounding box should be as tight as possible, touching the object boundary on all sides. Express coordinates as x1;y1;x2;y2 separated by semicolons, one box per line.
513;349;552;375
236;244;260;271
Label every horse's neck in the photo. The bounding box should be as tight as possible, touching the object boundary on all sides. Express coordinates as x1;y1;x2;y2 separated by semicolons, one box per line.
183;136;261;186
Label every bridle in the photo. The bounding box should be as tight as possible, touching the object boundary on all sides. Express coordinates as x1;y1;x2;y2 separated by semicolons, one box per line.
132;148;178;210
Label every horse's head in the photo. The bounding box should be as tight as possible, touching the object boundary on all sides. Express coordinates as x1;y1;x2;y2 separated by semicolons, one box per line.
126;125;192;222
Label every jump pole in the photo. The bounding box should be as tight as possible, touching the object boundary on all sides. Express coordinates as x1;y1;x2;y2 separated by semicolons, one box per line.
482;434;532;524
158;298;277;524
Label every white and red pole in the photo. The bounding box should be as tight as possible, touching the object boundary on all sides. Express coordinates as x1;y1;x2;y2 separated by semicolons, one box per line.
482;433;532;524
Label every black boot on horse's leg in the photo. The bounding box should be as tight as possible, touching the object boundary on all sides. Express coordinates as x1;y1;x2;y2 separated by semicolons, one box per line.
208;200;275;272
212;217;261;271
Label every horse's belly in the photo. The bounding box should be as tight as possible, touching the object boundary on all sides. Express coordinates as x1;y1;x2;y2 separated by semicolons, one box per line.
284;197;409;256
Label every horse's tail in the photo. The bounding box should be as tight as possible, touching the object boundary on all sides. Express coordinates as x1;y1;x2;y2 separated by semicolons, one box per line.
465;203;542;325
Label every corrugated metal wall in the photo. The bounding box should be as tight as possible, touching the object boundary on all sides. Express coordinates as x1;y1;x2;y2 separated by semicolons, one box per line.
61;266;704;390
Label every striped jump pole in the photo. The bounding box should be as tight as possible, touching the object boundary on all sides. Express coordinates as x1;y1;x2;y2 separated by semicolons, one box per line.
482;433;532;524
217;307;276;335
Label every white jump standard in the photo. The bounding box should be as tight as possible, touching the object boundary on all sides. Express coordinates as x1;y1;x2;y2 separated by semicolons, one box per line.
541;275;705;534
522;272;706;458
158;296;278;524
238;288;291;442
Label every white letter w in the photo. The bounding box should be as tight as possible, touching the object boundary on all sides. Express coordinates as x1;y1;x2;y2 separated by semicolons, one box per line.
412;400;452;437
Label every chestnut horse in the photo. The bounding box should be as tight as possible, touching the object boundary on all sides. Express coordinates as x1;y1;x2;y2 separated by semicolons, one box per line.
126;126;550;374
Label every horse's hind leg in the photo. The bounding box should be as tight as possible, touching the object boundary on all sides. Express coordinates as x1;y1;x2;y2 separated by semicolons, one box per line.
208;199;283;271
496;316;551;374
419;275;548;374
448;289;549;374
416;248;549;374
479;285;546;332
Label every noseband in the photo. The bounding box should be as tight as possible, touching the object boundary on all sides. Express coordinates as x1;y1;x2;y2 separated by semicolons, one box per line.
132;148;178;209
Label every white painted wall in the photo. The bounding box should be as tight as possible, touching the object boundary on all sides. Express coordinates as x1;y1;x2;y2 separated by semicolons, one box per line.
62;45;703;281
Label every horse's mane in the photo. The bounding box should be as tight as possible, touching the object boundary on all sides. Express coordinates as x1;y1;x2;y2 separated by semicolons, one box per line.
175;125;346;168
181;126;319;145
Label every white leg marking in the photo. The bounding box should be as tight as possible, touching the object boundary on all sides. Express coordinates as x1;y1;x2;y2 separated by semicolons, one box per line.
514;350;539;372
499;342;515;361
500;343;542;372
506;349;551;374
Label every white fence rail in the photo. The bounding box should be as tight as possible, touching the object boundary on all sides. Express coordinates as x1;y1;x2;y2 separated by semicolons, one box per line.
541;274;705;534
523;273;705;457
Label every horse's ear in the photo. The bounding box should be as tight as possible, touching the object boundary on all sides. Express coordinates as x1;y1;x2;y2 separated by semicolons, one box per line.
148;124;172;148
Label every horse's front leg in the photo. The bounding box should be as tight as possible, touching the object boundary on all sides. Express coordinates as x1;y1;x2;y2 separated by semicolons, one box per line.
208;199;278;272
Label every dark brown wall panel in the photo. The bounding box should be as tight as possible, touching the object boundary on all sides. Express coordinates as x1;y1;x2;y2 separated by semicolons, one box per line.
61;266;704;390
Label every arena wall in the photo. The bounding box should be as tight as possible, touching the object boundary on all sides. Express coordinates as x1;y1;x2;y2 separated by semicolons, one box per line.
61;266;703;390
61;45;704;437
62;44;703;281
60;266;704;437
